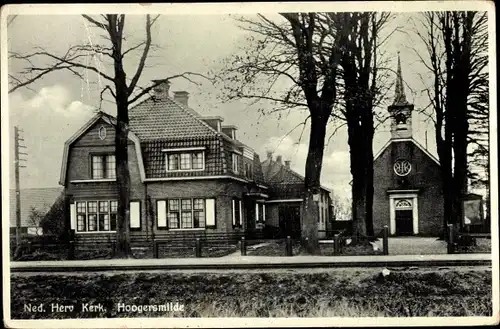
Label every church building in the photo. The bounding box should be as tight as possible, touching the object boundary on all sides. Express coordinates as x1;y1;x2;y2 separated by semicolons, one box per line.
372;54;444;236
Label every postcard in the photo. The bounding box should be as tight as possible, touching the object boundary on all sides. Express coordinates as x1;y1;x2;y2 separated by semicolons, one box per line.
2;2;498;328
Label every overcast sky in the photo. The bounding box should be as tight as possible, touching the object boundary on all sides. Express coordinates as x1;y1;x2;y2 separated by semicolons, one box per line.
5;9;466;197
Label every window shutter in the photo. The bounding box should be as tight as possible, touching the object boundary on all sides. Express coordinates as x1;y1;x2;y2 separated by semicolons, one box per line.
239;200;243;226
206;199;216;227
232;200;236;226
130;201;141;229
157;200;167;228
70;203;76;230
262;204;266;222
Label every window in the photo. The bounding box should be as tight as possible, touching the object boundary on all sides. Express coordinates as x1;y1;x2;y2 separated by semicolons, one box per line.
74;200;118;232
257;203;265;222
164;198;207;229
394;160;411;176
168;199;180;229
232;153;240;173
166;152;204;171
91;154;116;179
244;163;253;179
232;198;242;228
158;198;214;229
98;125;107;140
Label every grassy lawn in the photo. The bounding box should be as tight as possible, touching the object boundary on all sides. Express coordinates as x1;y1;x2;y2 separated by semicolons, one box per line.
246;240;301;256
11;268;492;318
13;245;238;261
455;238;491;254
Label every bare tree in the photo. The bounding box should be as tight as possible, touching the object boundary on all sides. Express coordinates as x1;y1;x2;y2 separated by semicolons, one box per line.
215;13;343;253
9;14;205;257
334;12;392;237
414;11;488;233
215;13;393;251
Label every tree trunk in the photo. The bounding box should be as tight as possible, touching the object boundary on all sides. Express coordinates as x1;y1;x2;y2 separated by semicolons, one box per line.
114;115;132;257
301;113;328;254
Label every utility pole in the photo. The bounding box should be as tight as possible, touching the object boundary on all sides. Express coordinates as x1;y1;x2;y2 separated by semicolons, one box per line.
14;126;27;252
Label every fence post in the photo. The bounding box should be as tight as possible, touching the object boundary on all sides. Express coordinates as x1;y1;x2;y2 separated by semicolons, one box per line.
286;236;293;256
334;234;340;256
240;237;246;256
153;241;159;259
195;238;202;258
447;224;455;254
68;229;75;260
383;225;389;256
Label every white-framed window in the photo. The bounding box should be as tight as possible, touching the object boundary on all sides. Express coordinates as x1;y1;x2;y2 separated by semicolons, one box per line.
166;152;204;172
75;200;118;233
232;153;240;173
162;198;208;229
91;154;116;179
232;198;242;228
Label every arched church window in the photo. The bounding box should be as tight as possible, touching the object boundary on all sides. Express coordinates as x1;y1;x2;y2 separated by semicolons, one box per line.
98;125;107;140
394;159;411;176
395;199;412;209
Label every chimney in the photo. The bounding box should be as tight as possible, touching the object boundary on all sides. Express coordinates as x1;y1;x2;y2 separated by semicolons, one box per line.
284;160;291;168
266;151;273;160
276;155;283;165
151;79;170;98
174;91;189;107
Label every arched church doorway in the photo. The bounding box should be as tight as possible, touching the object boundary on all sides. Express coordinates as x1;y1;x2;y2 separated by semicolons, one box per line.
395;199;413;235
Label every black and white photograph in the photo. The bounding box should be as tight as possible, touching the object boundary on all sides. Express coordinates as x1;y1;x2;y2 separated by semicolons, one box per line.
1;2;498;328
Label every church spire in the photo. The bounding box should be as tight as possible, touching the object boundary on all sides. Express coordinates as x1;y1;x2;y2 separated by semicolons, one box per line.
393;52;408;106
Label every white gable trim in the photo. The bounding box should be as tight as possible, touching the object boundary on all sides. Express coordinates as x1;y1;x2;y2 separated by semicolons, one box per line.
373;138;440;166
59;112;146;185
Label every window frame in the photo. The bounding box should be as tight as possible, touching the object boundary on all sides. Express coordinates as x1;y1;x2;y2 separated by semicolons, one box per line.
232;153;240;173
165;151;205;172
232;198;242;228
90;153;116;180
75;200;118;234
161;198;208;230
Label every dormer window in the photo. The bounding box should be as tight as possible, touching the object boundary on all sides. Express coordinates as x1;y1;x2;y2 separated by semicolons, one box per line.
163;147;205;172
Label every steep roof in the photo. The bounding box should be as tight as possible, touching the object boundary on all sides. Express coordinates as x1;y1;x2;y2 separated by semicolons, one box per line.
9;187;63;227
128;96;217;140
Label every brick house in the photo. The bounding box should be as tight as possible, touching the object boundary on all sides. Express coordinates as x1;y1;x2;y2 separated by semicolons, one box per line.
59;80;331;243
261;153;332;238
372;55;443;236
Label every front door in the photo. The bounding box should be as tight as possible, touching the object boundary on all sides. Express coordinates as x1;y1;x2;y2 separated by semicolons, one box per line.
278;204;301;238
395;210;413;236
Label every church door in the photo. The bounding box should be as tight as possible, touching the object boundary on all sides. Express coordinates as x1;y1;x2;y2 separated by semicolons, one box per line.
395;210;413;235
394;199;414;236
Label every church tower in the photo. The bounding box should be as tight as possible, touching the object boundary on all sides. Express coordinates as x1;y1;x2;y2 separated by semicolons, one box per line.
388;53;414;139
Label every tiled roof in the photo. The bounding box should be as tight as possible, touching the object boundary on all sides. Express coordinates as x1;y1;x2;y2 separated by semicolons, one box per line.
129;96;217;140
261;159;304;184
9;187;63;227
261;159;330;193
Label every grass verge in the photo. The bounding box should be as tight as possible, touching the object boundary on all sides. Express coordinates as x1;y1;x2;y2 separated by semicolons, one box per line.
11;268;492;318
